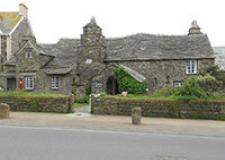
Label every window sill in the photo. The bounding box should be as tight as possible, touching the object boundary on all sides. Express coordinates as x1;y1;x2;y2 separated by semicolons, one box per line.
51;88;59;91
25;89;34;91
186;73;198;75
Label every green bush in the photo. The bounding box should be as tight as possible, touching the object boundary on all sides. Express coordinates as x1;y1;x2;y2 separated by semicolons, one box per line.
152;87;174;97
113;67;147;94
30;100;42;112
76;95;89;103
174;76;206;98
197;74;221;94
202;65;225;86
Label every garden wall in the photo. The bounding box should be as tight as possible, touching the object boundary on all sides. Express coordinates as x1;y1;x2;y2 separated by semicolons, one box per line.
0;96;71;113
91;96;225;120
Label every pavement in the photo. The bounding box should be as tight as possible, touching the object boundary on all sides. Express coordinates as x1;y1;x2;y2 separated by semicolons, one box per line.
1;108;225;137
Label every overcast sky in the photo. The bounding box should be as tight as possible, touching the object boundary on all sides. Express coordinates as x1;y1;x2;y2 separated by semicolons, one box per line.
1;0;225;46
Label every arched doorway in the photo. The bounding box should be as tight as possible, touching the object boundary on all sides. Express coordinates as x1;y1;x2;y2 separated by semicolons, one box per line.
106;76;119;95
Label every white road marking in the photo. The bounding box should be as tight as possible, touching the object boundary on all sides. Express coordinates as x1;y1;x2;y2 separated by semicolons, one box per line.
0;124;225;140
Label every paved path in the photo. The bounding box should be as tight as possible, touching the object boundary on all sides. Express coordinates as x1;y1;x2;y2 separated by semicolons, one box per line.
75;105;90;113
1;112;225;137
0;125;225;160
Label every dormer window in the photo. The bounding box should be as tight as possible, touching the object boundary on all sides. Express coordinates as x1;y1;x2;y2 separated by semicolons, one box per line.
25;51;32;59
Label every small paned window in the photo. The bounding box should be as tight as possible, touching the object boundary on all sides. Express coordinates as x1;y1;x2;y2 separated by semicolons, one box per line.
173;81;182;88
25;51;33;59
51;76;60;90
24;76;34;90
186;60;197;74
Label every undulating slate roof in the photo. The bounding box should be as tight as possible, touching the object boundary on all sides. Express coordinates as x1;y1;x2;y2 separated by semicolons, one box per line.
0;12;22;33
105;33;215;61
38;33;215;73
39;39;80;74
213;47;225;70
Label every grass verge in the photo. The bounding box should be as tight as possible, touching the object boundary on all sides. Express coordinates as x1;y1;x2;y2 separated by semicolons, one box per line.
0;91;67;98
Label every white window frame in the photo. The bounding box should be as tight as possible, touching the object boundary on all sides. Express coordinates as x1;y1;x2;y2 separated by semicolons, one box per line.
85;59;93;64
51;76;60;90
24;76;34;90
25;51;33;59
186;59;197;74
173;81;182;88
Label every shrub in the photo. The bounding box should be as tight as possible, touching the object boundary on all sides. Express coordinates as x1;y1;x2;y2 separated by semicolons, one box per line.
197;74;221;94
76;95;89;103
174;76;206;98
152;87;174;97
113;67;147;94
30;100;42;112
202;65;225;86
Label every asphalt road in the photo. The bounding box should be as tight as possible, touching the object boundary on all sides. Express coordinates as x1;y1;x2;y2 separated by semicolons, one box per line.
0;125;225;160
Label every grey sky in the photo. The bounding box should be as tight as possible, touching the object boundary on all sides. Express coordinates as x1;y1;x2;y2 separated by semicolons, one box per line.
1;0;224;46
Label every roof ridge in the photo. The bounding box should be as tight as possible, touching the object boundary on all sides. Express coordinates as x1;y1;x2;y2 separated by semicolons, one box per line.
106;33;186;40
213;46;225;48
0;11;18;14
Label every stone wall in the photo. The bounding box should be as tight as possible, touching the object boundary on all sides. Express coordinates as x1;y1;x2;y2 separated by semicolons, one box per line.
0;96;70;113
114;58;214;92
11;18;33;57
91;96;225;120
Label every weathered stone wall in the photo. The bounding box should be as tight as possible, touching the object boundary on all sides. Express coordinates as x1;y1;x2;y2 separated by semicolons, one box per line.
0;75;6;89
0;36;7;69
74;18;107;98
39;73;73;94
91;96;225;120
0;96;70;113
11;18;33;56
105;58;215;93
26;71;73;95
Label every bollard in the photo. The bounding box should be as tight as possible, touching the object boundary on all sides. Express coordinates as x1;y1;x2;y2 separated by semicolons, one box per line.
0;103;10;119
67;93;75;113
132;107;142;125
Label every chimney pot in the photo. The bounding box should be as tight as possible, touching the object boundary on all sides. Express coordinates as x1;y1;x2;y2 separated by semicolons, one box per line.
19;3;28;17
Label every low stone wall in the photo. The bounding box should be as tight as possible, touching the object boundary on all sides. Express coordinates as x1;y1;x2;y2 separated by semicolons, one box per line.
0;96;70;113
91;96;225;120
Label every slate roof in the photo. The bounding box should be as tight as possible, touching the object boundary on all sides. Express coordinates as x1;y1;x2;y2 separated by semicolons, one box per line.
105;33;215;61
40;39;80;68
38;33;215;73
0;12;22;33
38;39;80;74
43;67;72;75
213;47;225;70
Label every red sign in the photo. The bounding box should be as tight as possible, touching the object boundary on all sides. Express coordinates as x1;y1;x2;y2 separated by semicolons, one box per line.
19;79;24;90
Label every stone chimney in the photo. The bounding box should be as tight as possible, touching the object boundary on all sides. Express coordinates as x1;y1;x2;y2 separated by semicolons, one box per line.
83;17;102;35
188;20;202;35
19;3;28;17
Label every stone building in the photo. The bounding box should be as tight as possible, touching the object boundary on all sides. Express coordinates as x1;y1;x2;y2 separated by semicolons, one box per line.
0;4;215;97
